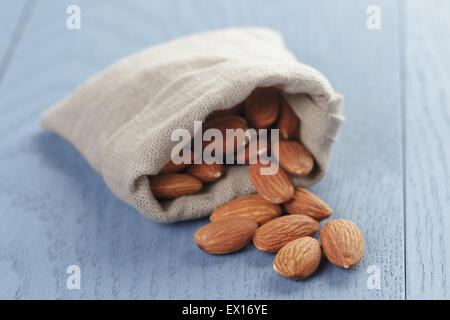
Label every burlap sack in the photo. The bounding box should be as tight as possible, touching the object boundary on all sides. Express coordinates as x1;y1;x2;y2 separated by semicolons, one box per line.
41;27;344;223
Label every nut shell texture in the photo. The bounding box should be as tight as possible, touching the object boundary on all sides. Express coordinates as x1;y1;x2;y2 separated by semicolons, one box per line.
274;140;314;177
186;162;224;183
149;173;202;199
283;188;332;221
194;218;258;254
275;97;299;139
248;161;294;204
210;194;281;225
244;87;280;129
320;219;364;268
273;237;321;280
253;215;320;252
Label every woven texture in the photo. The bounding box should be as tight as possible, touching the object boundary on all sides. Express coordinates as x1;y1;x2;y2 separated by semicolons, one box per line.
41;27;344;222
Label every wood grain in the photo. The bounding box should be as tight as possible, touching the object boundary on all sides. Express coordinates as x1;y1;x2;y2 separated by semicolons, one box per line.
405;0;450;299
0;0;28;83
0;0;406;299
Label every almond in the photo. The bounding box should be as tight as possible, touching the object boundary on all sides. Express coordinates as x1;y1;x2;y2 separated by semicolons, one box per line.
186;162;224;183
194;218;258;254
253;215;319;252
158;160;190;174
274;140;314;177
204;115;248;133
205;103;244;122
210;194;281;225
273;237;321;280
204;115;249;155
275;97;299;139
159;151;195;174
149;173;202;199
248;160;294;204
320;219;364;269
283;188;332;221
244;87;280;129
235;137;270;164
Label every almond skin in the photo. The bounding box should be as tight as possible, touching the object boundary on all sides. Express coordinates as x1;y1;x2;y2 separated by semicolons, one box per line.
274;140;314;177
210;194;282;225
204;115;248;133
205;103;244;122
248;161;294;204
158;160;190;174
244;87;280;129
186;162;224;183
194;218;258;254
273;237;321;280
283;188;333;221
253;215;320;252
275;97;299;139
320;219;364;269
204;115;249;155
159;152;195;174
149;173;202;199
235;137;270;164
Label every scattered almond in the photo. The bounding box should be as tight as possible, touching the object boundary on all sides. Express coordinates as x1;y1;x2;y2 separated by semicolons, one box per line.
186;162;224;183
283;188;332;221
274;140;314;177
152;88;361;283
253;215;320;252
275;97;299;139
273;237;321;280
149;173;202;199
244;87;280;129
194;218;258;254
210;194;281;225
320;219;364;269
248;161;294;204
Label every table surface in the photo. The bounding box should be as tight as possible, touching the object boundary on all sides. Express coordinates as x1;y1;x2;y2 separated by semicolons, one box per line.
0;0;448;300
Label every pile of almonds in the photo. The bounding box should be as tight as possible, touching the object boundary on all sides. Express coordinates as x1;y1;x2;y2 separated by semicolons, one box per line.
149;87;312;200
149;87;364;280
195;191;364;280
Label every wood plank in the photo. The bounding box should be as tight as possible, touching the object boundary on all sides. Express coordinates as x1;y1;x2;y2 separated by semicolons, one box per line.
405;0;450;299
0;0;27;80
0;0;404;299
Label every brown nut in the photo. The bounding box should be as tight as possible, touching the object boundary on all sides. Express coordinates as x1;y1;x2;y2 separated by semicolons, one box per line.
320;219;364;269
244;87;280;129
149;173;202;199
253;215;320;252
273;140;314;177
186;162;224;183
248;160;294;204
273;237;321;280
275;97;299;140
283;188;332;221
194;218;258;254
210;194;281;225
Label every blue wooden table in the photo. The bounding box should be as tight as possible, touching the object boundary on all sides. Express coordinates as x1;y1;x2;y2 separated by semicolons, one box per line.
0;0;448;299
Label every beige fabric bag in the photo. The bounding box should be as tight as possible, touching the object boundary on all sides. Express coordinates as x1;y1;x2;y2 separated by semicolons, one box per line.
41;27;344;223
